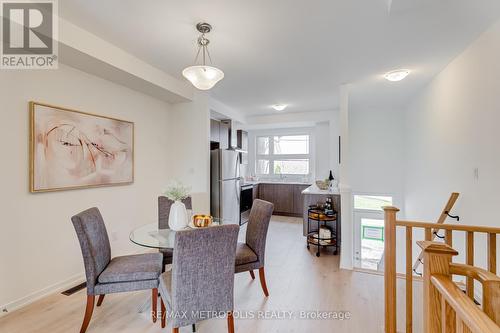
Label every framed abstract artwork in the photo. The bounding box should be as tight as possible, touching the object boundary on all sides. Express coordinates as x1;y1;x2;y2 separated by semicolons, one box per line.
30;102;134;192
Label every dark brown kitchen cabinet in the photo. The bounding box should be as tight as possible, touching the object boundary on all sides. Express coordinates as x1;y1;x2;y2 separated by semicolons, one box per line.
273;184;294;214
219;121;230;149
237;130;248;151
237;130;248;164
293;185;310;215
252;184;259;201
257;183;310;217
258;184;274;204
210;119;220;143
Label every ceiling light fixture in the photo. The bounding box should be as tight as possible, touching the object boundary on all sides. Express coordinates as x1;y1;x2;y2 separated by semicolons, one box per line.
384;69;410;82
182;23;224;90
272;104;287;111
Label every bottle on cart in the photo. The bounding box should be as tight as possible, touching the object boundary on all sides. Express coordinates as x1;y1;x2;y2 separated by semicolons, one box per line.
324;197;333;215
328;170;338;191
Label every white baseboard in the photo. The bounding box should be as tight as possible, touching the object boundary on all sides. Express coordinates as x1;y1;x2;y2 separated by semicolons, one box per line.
0;249;155;317
0;273;85;318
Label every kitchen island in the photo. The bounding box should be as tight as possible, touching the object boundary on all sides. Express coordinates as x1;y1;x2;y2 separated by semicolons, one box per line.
301;185;341;246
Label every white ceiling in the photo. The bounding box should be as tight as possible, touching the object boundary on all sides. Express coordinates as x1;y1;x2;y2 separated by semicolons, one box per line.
59;0;500;115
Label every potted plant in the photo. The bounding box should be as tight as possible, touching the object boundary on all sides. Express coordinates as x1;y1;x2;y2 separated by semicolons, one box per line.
163;182;191;231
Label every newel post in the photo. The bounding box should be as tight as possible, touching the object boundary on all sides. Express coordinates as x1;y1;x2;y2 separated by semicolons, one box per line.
417;241;458;333
483;279;500;325
383;206;399;333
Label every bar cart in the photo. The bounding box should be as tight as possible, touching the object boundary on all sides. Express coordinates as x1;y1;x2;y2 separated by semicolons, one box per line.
306;207;338;257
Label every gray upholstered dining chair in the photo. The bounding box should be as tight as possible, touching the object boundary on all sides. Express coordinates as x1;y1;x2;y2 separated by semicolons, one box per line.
234;199;274;297
158;196;192;268
159;224;240;333
71;207;163;333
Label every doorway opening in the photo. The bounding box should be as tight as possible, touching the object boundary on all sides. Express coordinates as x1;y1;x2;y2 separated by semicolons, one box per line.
353;194;393;271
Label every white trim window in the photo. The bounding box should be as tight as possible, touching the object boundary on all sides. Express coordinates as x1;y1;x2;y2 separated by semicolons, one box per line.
255;134;310;175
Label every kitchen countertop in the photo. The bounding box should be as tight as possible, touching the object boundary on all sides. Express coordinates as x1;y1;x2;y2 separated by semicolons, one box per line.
242;180;312;186
301;185;340;195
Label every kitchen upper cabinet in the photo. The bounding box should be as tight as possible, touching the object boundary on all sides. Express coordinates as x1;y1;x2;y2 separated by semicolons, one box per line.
237;130;248;164
210;119;229;149
237;130;248;151
236;130;248;164
210;119;220;143
219;121;230;149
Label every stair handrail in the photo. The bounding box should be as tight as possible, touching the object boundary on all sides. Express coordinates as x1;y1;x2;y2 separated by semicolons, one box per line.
412;192;460;276
383;206;500;333
417;241;500;333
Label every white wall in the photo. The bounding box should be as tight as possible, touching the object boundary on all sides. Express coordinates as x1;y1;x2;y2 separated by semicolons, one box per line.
58;17;193;103
209;98;246;124
349;107;406;210
168;93;211;213
0;64;172;312
404;19;500;270
348;105;407;272
315;121;335;180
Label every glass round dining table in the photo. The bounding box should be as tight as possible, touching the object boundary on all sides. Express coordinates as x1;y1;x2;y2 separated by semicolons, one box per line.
129;218;228;249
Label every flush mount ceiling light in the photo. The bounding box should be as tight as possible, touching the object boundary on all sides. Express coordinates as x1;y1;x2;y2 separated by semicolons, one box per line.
272;104;287;111
384;69;410;82
182;22;224;90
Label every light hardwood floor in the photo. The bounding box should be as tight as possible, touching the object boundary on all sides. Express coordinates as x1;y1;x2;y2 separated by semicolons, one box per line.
0;216;422;333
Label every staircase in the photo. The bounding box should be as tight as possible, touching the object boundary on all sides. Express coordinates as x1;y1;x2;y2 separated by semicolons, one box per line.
383;206;500;333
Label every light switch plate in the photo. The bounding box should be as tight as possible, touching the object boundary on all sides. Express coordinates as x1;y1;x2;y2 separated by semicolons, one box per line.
473;168;479;181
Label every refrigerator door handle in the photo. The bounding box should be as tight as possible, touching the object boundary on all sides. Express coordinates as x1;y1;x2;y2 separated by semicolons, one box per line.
235;151;240;179
236;179;241;203
235;179;241;225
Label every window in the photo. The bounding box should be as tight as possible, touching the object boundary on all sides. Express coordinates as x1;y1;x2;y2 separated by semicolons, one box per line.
256;134;310;175
274;135;309;154
257;137;269;155
354;195;393;211
256;159;270;174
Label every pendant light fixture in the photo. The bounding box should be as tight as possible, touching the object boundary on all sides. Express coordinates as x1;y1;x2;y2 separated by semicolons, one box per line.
182;22;224;90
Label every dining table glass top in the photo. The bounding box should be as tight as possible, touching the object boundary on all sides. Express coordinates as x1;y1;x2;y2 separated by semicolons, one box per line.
129;218;228;249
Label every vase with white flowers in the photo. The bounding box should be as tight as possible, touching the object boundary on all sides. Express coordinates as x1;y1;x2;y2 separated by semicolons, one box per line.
163;182;191;231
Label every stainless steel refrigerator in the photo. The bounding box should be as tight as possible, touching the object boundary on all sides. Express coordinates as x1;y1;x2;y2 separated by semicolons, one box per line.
210;149;242;224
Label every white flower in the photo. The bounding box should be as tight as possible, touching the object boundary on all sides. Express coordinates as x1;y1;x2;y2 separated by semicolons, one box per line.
163;181;191;201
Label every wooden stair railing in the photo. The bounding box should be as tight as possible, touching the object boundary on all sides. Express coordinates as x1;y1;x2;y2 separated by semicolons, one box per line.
418;241;500;333
412;192;460;276
383;206;500;333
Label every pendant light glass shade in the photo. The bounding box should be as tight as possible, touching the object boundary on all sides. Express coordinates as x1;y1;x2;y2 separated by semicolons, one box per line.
182;65;224;90
182;23;224;90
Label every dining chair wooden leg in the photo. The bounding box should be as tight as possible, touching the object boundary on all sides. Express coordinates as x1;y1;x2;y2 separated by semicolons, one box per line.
258;267;269;297
96;295;105;307
152;288;158;323
172;328;179;333
249;270;255;280
79;295;95;333
227;311;235;333
161;298;166;328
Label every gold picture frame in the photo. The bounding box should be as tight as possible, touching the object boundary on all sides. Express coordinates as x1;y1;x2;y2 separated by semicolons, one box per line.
30;101;135;193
